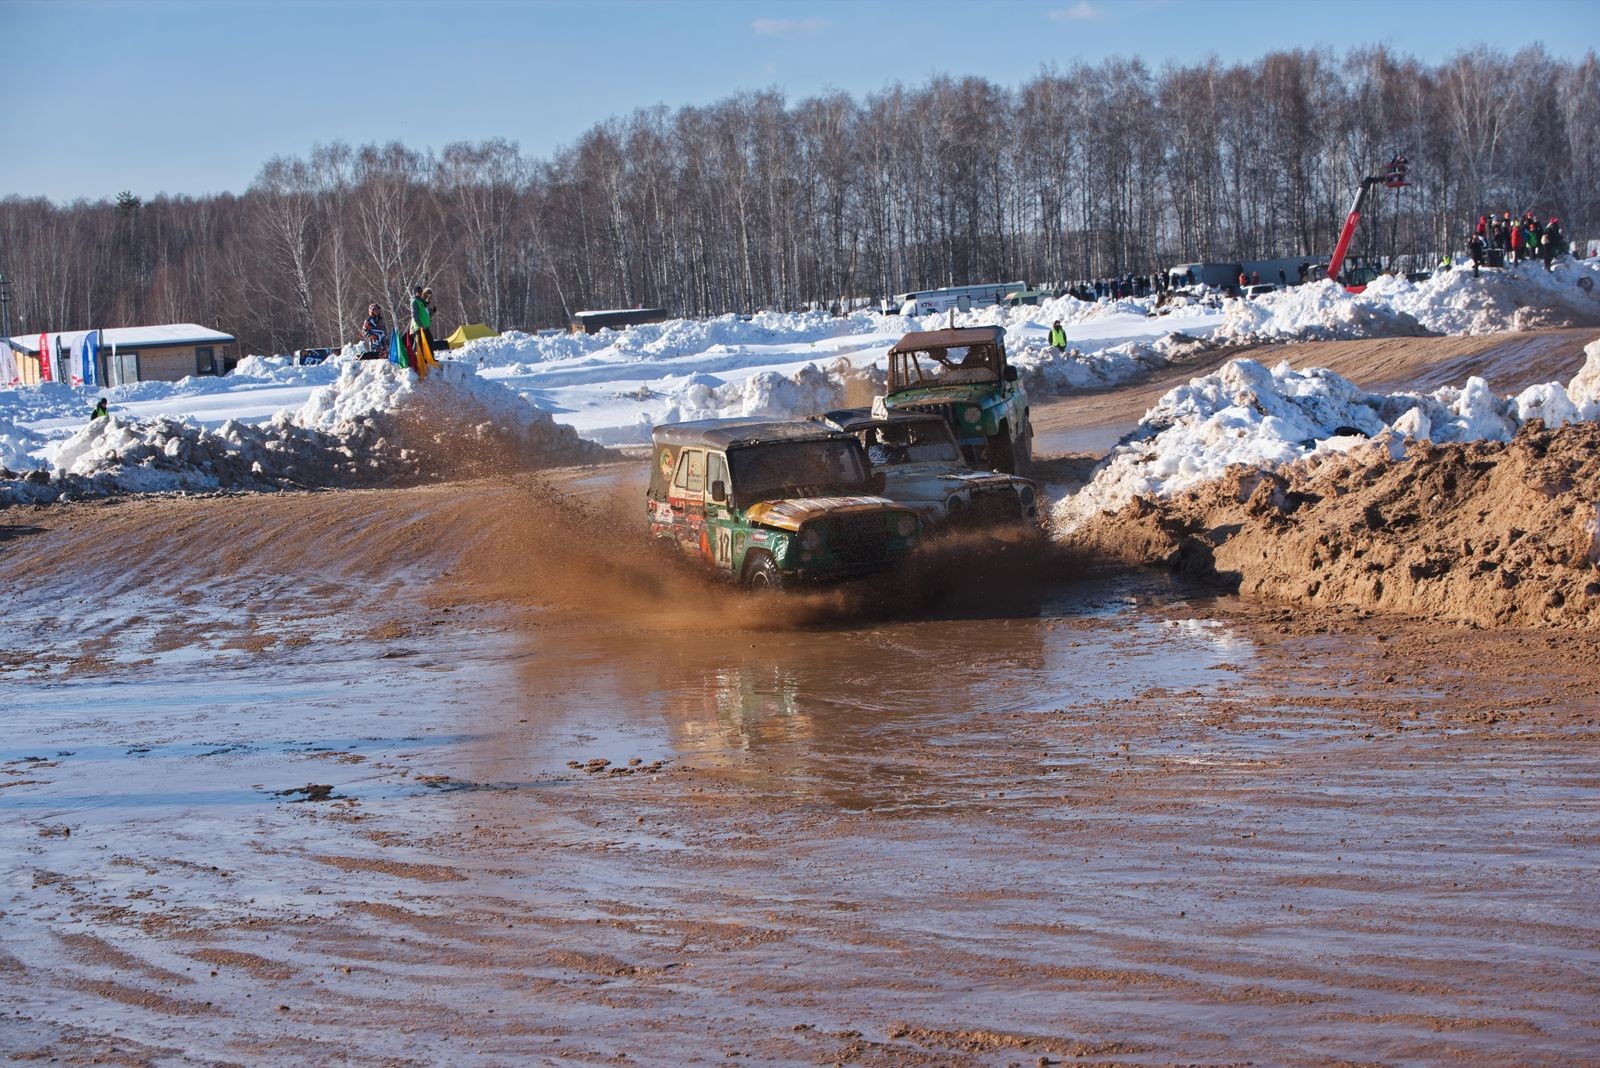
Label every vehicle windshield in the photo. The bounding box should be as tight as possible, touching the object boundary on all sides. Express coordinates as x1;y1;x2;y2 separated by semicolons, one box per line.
728;440;870;502
889;345;1000;392
858;421;962;467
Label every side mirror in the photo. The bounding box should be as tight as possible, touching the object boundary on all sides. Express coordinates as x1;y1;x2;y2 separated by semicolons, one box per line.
1004;366;1019;382
710;480;727;503
870;472;886;495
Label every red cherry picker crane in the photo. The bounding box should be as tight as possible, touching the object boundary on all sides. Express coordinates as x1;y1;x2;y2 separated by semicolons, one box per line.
1323;155;1408;293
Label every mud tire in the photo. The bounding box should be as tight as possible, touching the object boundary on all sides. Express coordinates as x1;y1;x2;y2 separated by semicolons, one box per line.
742;552;784;593
987;422;1017;474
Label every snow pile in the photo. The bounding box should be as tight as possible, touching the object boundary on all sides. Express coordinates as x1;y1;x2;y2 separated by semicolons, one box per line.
1215;279;1431;342
2;361;605;505
1217;258;1600;344
1052;338;1600;534
666;359;885;424
1369;257;1600;334
1012;332;1212;394
453;311;898;370
0;415;48;473
288;358;607;472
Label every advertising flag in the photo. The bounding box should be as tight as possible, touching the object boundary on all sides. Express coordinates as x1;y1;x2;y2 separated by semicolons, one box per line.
0;339;18;386
78;330;101;388
38;332;51;381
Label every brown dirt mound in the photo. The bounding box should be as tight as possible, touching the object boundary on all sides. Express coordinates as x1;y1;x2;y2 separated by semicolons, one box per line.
1069;421;1600;628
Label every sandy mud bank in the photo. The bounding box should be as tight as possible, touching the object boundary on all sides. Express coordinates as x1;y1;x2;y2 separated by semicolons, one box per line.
1068;420;1600;628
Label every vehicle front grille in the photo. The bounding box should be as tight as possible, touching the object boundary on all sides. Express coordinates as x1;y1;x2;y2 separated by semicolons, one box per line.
966;488;1023;525
827;515;894;565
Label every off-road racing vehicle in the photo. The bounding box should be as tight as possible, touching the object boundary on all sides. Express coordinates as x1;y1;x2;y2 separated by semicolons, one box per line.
882;325;1031;472
648;418;921;590
811;408;1039;530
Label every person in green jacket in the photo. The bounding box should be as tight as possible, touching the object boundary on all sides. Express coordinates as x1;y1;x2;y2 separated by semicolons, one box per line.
1048;320;1067;352
410;285;432;345
89;397;109;421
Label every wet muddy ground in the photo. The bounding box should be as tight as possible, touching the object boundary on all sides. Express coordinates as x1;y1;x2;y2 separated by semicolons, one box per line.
4;474;1598;1065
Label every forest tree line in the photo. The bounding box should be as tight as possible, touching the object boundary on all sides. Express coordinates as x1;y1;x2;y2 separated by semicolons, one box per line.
2;44;1596;357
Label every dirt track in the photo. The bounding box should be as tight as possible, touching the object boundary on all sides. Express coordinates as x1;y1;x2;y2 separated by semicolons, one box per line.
4;331;1600;1064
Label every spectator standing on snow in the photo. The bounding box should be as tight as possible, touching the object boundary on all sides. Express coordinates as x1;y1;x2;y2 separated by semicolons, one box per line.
1509;218;1523;264
1543;218;1565;271
1049;320;1067;352
1467;232;1485;278
421;287;444;349
360;303;387;357
88;397;109;421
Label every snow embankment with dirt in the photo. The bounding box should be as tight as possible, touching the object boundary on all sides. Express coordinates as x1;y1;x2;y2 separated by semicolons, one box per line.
1052;335;1600;535
2;361;604;504
1216;258;1600;343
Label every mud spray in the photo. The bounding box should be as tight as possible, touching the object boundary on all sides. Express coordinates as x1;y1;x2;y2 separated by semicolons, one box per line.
450;469;1095;632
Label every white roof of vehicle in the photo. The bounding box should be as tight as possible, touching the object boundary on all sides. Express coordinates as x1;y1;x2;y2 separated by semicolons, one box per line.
7;323;234;355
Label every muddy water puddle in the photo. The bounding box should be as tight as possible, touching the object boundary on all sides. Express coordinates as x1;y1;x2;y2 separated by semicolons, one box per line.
4;551;1598;1064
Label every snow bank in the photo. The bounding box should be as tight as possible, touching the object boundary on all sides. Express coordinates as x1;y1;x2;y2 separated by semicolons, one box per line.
0;415;47;472
1;361;605;505
1052;336;1600;534
1217;258;1600;344
453;311;899;370
665;359;885;424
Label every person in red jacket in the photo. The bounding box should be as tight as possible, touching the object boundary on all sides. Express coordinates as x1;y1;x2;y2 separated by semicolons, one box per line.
1510;219;1523;264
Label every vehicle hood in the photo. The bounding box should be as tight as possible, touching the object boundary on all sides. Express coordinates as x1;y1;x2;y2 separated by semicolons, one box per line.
883;467;1025;498
884;383;996;407
744;496;909;531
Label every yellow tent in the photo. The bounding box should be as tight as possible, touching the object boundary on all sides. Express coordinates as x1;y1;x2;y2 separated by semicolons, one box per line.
445;322;498;347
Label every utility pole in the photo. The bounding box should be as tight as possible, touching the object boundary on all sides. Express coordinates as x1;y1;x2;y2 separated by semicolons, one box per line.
0;274;12;344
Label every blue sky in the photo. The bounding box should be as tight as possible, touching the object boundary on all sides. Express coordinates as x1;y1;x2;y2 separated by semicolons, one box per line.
4;0;1596;203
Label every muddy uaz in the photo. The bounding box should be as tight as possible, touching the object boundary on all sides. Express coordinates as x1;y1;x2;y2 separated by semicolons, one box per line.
648;418;920;590
880;326;1031;473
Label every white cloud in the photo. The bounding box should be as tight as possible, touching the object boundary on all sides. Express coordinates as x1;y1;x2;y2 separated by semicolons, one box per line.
751;17;829;36
1048;2;1102;20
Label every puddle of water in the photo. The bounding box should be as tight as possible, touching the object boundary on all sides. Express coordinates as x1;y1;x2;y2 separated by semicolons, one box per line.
4;551;1598;1065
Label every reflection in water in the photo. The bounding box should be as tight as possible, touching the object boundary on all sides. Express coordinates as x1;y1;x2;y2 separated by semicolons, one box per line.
512;570;1251;811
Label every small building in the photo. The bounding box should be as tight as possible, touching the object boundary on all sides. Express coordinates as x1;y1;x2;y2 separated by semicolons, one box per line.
570;308;669;334
5;323;236;386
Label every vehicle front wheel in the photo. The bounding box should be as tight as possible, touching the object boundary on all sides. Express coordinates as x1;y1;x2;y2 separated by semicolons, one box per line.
741;552;784;592
987;422;1017;473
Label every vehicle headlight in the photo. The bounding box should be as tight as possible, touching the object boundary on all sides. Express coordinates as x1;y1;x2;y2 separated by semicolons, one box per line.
1019;485;1036;509
799;526;823;550
961;407;982;424
895;514;916;538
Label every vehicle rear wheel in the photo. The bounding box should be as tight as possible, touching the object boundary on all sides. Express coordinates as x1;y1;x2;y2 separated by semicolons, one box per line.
742;552;784;592
987;421;1016;473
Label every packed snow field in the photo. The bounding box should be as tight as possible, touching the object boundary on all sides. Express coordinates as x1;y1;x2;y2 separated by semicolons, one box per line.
3;259;1599;516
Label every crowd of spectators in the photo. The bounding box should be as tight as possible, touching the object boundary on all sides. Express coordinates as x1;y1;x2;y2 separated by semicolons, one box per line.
1058;274;1167;302
1459;211;1568;277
